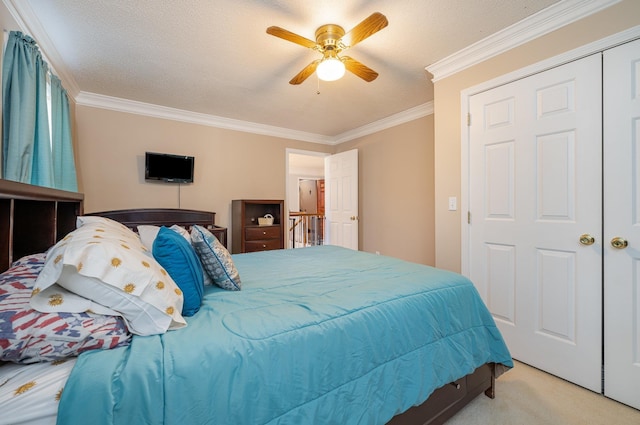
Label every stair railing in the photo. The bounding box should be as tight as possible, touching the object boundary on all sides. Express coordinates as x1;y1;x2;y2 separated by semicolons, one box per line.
288;212;324;248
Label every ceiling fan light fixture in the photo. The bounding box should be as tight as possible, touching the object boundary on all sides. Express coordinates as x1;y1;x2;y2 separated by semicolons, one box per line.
267;12;387;84
316;57;345;82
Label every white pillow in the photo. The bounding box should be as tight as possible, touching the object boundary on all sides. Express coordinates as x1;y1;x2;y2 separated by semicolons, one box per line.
138;225;161;252
169;224;191;240
138;224;189;251
31;217;186;335
76;215;132;232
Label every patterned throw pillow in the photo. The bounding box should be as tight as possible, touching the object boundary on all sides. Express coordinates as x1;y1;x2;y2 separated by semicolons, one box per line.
190;225;241;291
0;254;130;363
31;216;187;336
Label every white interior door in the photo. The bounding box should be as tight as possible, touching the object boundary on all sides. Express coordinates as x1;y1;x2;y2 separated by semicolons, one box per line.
324;149;358;250
603;38;640;410
468;54;603;392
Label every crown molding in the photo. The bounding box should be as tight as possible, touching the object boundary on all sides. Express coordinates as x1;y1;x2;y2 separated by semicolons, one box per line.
75;92;338;144
460;24;640;99
332;102;434;145
76;91;434;145
426;0;622;81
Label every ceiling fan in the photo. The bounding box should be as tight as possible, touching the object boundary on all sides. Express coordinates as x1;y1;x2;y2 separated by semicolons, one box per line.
266;12;388;85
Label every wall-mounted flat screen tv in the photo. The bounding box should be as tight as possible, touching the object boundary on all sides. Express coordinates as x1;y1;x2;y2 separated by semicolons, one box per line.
145;152;194;183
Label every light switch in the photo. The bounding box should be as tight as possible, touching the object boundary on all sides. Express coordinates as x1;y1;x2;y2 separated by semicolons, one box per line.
448;197;457;211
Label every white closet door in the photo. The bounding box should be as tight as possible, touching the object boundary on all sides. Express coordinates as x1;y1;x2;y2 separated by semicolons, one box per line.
603;38;640;410
468;54;602;392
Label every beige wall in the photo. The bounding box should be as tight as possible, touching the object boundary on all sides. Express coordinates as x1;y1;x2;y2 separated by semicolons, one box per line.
433;0;640;272
75;105;332;251
76;106;434;262
337;115;435;265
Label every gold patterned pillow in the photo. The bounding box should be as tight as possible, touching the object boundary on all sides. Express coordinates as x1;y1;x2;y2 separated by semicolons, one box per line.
30;217;186;335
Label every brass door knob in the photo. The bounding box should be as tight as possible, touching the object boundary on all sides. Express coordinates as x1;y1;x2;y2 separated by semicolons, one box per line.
611;237;628;249
579;234;595;246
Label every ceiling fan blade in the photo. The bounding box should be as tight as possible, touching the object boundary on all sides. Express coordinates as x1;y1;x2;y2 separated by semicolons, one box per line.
341;12;388;48
266;26;318;49
342;56;378;82
289;60;321;85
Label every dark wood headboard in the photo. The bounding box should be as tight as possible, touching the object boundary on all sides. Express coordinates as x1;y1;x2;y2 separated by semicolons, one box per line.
86;208;215;231
86;209;227;247
0;179;84;272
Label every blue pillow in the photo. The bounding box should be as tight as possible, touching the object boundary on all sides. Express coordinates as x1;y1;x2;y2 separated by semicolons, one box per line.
153;226;204;316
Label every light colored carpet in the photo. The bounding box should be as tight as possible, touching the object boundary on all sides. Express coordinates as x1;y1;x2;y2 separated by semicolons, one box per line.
446;361;640;425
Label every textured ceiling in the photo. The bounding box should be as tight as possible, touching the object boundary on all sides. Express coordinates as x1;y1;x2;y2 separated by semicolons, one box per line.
7;0;561;138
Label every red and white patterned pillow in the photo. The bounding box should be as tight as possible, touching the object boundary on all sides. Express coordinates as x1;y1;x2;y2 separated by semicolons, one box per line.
0;253;131;364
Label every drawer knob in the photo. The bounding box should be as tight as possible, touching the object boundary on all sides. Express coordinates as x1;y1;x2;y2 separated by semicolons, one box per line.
263;231;267;235
262;244;267;248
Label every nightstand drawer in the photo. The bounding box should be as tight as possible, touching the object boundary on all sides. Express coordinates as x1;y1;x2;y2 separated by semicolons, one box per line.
245;239;282;252
245;226;280;241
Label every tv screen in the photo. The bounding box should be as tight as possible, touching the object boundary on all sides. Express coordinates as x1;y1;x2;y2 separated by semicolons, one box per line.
145;152;194;183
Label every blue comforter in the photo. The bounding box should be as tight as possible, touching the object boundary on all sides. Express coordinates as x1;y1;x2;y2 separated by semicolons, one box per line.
57;246;512;425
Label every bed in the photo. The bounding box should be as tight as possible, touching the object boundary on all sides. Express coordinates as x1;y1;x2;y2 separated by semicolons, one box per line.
0;180;512;425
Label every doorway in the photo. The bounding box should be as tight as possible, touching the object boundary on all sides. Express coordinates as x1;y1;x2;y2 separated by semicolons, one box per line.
286;149;327;248
286;148;359;250
294;178;325;247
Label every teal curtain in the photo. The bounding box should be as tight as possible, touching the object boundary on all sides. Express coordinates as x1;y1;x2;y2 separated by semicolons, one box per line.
50;74;77;191
2;31;59;189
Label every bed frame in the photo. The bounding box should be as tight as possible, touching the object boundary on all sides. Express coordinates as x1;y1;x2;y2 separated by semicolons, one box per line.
0;179;497;425
85;208;228;248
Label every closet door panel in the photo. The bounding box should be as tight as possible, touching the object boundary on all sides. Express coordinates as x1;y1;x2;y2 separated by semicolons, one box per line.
604;37;640;410
469;53;602;392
